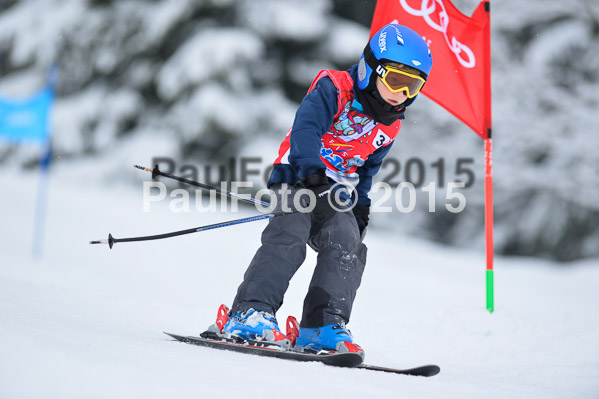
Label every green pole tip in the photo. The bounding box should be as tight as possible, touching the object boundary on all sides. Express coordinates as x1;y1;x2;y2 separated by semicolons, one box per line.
486;269;494;314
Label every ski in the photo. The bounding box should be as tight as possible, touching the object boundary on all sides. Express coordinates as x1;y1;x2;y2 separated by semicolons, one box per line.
357;363;440;377
164;332;440;377
164;332;363;367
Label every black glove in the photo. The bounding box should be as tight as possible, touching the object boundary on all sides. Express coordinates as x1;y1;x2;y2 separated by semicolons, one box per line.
304;170;336;226
352;205;370;239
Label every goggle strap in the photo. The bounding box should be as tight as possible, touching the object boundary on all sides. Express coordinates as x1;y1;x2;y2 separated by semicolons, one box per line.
363;44;384;79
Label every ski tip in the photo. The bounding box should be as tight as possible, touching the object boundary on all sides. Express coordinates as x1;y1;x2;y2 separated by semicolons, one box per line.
164;332;189;342
357;363;441;377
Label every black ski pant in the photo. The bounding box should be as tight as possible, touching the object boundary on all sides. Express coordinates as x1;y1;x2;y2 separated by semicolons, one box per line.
230;184;367;328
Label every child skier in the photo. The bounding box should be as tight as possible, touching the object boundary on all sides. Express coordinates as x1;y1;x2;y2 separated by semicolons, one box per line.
212;24;432;354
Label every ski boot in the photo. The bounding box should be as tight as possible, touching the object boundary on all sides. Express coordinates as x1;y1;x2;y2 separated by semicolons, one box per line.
295;323;365;358
204;305;291;350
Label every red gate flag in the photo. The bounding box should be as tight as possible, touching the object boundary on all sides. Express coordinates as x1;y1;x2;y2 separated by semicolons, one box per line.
370;0;491;138
370;1;494;312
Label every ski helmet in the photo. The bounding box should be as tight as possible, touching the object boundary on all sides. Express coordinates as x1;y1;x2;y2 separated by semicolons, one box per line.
357;24;432;93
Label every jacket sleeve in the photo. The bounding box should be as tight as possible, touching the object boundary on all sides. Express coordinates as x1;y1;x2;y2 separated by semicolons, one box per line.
354;142;394;206
288;77;339;180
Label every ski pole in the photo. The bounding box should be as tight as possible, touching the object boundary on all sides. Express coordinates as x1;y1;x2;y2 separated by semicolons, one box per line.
90;211;290;249
134;164;271;207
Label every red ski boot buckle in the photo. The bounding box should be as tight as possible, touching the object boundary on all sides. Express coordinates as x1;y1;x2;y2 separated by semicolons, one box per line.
286;316;300;346
215;304;230;333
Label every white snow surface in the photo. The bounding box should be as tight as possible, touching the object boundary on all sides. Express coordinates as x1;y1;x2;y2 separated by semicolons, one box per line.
1;169;598;398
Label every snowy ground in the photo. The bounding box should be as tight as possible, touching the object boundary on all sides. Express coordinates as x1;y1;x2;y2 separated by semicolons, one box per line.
1;167;599;399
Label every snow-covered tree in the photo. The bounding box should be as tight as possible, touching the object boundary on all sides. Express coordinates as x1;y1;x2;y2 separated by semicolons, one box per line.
1;0;597;261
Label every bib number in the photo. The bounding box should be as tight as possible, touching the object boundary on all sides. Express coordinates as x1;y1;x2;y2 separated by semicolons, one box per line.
373;130;391;149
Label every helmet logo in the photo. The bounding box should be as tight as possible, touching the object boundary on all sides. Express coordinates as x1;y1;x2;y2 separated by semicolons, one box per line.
411;60;422;66
378;31;387;53
394;26;405;45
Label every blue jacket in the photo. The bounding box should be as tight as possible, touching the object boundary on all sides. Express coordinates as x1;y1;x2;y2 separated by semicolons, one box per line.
268;65;403;207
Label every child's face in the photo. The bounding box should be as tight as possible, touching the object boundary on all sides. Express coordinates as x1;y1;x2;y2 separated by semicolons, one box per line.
375;78;408;106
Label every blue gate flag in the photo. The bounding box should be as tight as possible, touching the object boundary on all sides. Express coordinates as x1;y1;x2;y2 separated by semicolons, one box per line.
0;86;54;142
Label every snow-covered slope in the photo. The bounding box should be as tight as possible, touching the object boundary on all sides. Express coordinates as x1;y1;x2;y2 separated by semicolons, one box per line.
1;169;598;398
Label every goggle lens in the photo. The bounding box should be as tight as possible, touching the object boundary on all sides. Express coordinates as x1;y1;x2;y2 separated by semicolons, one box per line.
380;66;426;98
